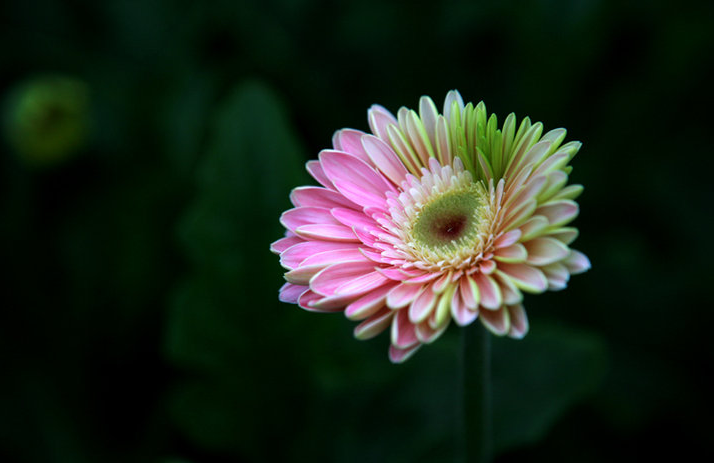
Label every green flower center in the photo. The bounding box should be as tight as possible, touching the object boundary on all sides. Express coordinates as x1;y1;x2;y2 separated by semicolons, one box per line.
411;185;486;254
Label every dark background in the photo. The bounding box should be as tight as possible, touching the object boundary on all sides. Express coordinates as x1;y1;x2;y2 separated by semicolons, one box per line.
1;0;713;462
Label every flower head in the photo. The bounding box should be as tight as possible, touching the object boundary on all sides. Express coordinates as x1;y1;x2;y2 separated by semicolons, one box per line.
271;91;590;363
3;75;90;167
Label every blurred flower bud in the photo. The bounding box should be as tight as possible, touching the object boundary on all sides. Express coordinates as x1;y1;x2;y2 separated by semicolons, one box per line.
3;75;90;167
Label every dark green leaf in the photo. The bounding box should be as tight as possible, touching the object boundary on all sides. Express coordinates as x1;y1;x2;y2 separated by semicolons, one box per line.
165;80;311;459
492;322;608;452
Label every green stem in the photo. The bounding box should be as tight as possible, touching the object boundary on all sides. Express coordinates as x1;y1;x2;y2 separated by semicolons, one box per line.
458;322;492;463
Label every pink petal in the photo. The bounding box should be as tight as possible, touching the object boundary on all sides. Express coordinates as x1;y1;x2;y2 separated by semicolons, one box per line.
319;150;394;209
541;127;567;147
284;264;328;285
432;271;453;293
443;90;464;122
415;319;448;344
552;184;584;201
494;229;522;249
362;134;409;186
368;104;398;141
525;237;570;266
497;263;548;293
279;282;306;304
479;259;497;274
451;288;477;327
501;199;537;230
494;243;528;263
280;206;340;232
495;178;506;206
270;235;304;254
332;129;371;162
387;282;424;309
537;171;568;202
506;175;547;210
519;216;550;241
331;207;379;232
387;125;422;173
504;162;534;198
391;308;419;349
298;290;341;312
300;248;368;268
296;224;358;242
473;273;502;310
314;276;391;310
434;115;452;166
476;149;494;182
536;200;579;227
459;275;480;310
290;186;359;210
549;227;579;245
504;126;544;179
306;160;334;189
363;205;390;222
354;307;393;340
563;250;591;275
311;293;361;311
403;109;433;165
397;267;428;278
542;262;569;290
419;96;438;147
408;283;437;323
361;248;386;263
556;140;582;159
519;140;552;170
345;283;395;321
352;226;378;247
405;271;443;284
376;267;411;281
480;306;510;336
334;271;390;297
506;304;529;339
310;261;377;296
532;151;569;177
491;272;523;305
280;241;359;269
389;343;421;364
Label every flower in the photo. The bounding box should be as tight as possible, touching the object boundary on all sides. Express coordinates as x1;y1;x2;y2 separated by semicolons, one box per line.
3;75;90;167
271;91;590;363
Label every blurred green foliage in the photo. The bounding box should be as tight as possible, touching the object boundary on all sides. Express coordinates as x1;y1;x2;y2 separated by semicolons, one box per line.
1;0;713;462
166;81;311;459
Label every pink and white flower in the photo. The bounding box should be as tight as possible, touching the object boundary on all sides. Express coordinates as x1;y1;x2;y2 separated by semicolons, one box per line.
271;91;589;363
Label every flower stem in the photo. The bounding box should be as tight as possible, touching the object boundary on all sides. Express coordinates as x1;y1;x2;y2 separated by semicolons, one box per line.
458;322;492;463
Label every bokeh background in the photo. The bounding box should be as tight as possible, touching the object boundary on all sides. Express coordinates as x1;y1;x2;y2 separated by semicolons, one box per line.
2;0;713;462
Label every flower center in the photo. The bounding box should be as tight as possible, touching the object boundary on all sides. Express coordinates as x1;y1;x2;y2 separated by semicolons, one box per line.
411;188;482;251
435;215;466;239
384;157;498;271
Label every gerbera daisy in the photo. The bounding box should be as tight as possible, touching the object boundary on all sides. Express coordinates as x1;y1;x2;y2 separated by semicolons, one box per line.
271;91;589;363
